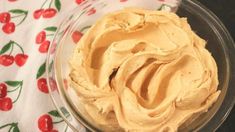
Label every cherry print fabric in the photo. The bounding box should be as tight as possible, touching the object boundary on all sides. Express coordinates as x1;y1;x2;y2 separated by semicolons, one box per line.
0;0;179;131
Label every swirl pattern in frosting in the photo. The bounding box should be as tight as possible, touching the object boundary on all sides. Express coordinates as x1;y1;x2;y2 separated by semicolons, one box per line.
69;8;220;132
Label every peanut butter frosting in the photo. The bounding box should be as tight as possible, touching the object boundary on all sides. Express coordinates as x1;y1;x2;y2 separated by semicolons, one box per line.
69;8;220;132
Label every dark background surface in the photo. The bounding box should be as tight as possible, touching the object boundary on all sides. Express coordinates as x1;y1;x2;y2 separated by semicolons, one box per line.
197;0;235;131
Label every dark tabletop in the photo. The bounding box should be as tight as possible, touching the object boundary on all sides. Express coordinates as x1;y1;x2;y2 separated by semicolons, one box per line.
197;0;235;131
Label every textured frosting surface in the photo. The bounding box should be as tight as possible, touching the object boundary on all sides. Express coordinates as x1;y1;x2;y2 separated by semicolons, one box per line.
69;8;220;132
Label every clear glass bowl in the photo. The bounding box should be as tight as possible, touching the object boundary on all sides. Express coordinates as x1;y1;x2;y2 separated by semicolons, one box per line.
46;0;235;131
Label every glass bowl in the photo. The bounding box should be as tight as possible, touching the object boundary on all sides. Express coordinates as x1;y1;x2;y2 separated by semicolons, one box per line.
46;0;235;131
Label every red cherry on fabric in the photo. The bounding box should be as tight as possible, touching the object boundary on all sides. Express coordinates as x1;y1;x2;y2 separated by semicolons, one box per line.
33;9;44;19
0;12;11;23
49;42;56;54
2;22;15;34
8;0;17;2
0;55;14;66
39;40;50;53
14;53;28;67
0;83;7;98
36;31;46;44
38;114;53;131
0;97;13;111
50;130;59;132
42;8;57;18
49;78;57;91
72;31;83;43
87;8;96;16
37;78;49;93
76;0;85;4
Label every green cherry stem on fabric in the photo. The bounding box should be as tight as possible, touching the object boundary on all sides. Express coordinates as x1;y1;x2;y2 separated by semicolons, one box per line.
0;122;17;129
11;14;25;19
0;123;12;129
12;41;25;54
40;0;49;9
7;81;22;92
46;34;54;36
8;125;14;132
52;113;69;124
13;81;23;103
49;0;54;8
80;25;91;33
16;11;28;26
52;119;64;124
7;84;21;92
9;123;18;132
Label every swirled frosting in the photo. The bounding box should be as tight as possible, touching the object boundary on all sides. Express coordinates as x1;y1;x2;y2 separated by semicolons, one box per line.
69;8;220;132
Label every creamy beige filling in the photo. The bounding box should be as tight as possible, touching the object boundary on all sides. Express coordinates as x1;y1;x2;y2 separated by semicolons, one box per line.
69;8;220;132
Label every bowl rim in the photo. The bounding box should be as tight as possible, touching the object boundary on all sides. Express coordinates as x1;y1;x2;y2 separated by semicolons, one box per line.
46;0;235;131
184;0;235;131
178;0;235;131
45;5;98;131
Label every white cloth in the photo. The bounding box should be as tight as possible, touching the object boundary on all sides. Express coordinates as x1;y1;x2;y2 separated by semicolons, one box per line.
0;0;179;131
